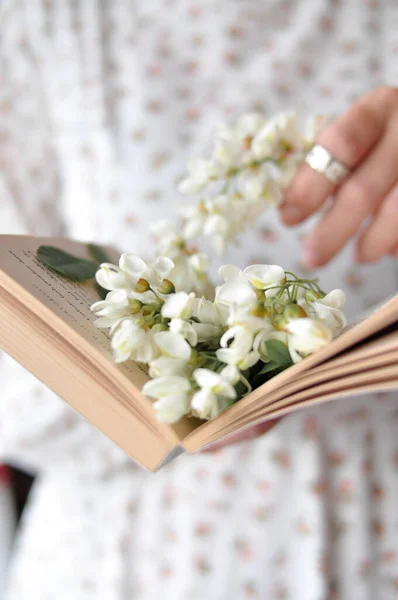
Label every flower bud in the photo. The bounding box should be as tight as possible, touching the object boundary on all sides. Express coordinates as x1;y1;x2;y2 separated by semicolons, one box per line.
283;304;307;319
128;299;143;314
188;348;199;365
304;289;320;303
272;315;288;331
249;303;267;318
144;316;156;328
134;278;150;293
142;303;158;316
158;278;175;294
151;323;168;333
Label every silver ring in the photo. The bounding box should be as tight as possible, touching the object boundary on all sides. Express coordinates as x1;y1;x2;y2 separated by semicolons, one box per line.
305;144;350;185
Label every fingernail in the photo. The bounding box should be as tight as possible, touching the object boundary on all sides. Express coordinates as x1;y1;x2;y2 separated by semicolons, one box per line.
280;205;302;225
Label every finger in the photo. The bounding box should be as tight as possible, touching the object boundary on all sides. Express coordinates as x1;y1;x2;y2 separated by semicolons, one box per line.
202;419;279;452
280;87;398;226
301;114;398;267
356;183;398;263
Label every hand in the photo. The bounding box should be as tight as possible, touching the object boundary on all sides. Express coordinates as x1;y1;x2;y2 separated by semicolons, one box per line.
280;87;398;268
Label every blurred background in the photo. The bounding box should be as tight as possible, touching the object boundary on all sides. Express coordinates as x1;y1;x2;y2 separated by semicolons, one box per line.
0;467;32;598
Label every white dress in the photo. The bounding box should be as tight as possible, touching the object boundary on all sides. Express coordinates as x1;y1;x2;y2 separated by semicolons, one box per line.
0;1;397;598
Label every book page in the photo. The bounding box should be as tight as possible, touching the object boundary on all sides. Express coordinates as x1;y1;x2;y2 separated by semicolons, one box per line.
0;235;197;442
0;235;149;387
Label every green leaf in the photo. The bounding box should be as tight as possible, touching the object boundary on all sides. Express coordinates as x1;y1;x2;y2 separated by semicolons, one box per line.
96;283;108;300
257;360;281;375
37;246;98;281
265;339;293;366
250;360;287;388
87;243;110;265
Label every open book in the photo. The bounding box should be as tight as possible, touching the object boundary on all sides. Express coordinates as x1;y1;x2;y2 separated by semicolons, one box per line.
0;235;397;471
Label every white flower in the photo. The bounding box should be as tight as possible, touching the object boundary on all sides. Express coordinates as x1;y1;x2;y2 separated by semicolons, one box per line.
243;264;285;293
191;365;239;420
148;356;192;378
169;318;198;347
218;263;285;297
212;124;243;168
151;220;185;260
111;319;158;364
286;318;332;363
252;112;300;159
226;304;270;333
153;331;192;361
96;254;174;292
142;376;192;423
168;254;212;296
91;290;133;329
309;289;347;332
190;297;225;340
189;252;209;274
216;325;260;369
91;289;156;330
238;164;282;207
191;322;223;342
192;296;225;325
236;113;266;140
178;159;220;194
161;291;195;320
215;280;257;311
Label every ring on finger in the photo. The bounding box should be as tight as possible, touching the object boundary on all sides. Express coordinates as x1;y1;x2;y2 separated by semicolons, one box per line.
305;144;351;185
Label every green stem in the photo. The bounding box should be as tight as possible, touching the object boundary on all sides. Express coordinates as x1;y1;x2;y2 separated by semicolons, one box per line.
239;373;252;395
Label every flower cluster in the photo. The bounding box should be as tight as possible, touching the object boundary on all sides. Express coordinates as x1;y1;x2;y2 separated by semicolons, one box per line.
91;110;345;424
152;112;328;277
92;256;346;424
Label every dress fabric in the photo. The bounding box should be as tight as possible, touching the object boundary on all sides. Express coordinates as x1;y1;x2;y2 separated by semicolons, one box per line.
0;1;398;598
0;467;15;599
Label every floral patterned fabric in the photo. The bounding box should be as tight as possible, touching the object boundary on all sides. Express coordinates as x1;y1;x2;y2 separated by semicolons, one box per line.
0;467;14;599
0;1;397;598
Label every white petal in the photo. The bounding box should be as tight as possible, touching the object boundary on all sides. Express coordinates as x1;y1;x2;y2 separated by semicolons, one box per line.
149;357;191;378
320;289;346;308
191;389;218;420
220;364;240;385
193;368;222;390
153;394;191;423
191;322;222;342
216;347;241;365
189;252;209;273
96;266;129;291
135;339;158;364
161;292;195;320
192;297;224;326
215;281;257;309
238;351;260;370
218;264;243;283
203;214;228;237
183;215;206;240
154;331;192;360
220;326;253;353
143;375;191;399
216;380;237;400
243;264;285;290
153;256;175;279
119;254;147;280
169;318;198;347
287;318;332;356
